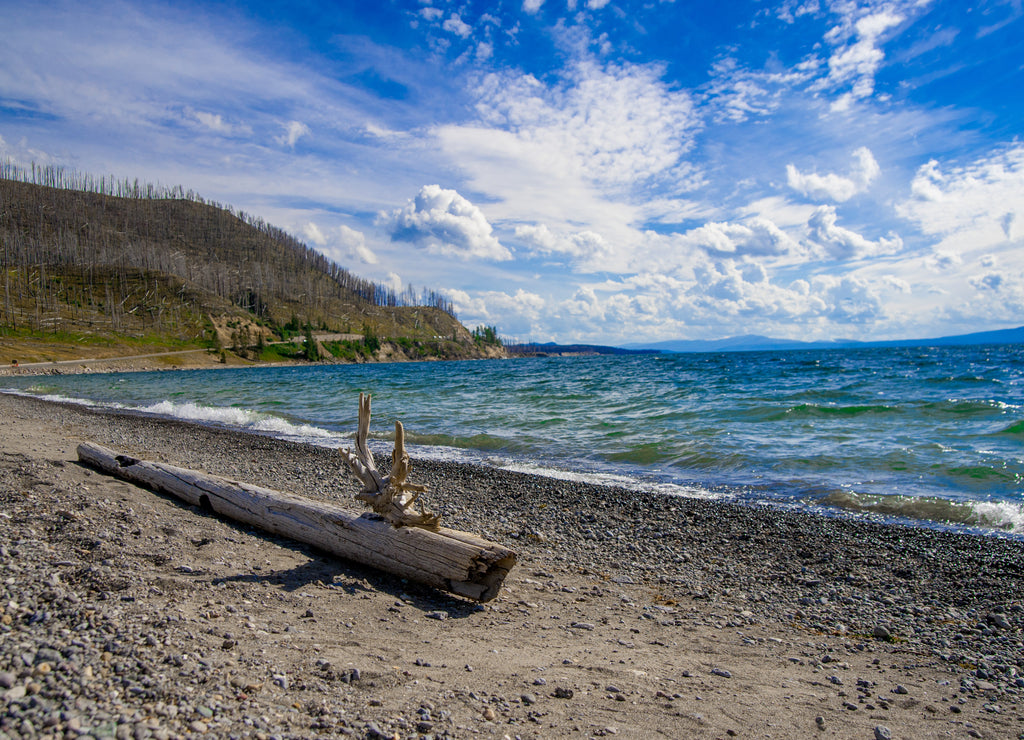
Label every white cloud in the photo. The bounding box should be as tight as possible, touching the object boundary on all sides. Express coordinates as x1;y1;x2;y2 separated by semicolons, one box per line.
382;184;512;261
277;120;310;148
704;56;820;123
514;223;615;264
897;145;1024;246
189;109;246;136
301;222;328;246
522;0;545;14
337;225;378;265
805;205;902;259
680;217;802;258
822;8;905;103
443;14;473;38
467;59;699;192
448;287;547;337
434;58;700;274
420;7;443;22
786;146;880;201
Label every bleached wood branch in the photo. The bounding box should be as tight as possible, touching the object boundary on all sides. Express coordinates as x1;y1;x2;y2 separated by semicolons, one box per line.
339;392;441;529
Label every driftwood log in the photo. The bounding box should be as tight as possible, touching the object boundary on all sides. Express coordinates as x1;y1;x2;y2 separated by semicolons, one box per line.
77;442;516;601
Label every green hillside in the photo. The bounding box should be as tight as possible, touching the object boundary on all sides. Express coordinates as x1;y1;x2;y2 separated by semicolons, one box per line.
0;168;501;365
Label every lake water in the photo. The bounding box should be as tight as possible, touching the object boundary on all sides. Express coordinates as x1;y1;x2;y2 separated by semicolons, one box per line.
4;343;1023;536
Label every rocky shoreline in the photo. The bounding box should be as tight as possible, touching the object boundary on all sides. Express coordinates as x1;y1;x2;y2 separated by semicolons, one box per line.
2;393;1023;739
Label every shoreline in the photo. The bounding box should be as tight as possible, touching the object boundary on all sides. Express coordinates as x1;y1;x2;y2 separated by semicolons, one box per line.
2;392;1023;739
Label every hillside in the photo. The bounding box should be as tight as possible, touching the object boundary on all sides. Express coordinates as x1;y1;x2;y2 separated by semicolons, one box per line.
0;170;501;364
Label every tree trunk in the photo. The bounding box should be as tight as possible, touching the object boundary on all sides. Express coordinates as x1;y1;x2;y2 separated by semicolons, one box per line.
77;442;516;602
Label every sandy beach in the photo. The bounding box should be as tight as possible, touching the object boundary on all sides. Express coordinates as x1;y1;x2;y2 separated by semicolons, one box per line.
1;392;1023;739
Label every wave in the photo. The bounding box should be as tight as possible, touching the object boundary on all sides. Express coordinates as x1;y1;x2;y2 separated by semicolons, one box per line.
132;400;341;443
995;419;1024;435
783;403;898;419
4;390;343;446
819;490;1024;534
494;460;725;501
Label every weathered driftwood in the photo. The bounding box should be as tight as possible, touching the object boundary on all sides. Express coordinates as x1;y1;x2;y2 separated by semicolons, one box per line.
338;393;440;529
77;442;516;601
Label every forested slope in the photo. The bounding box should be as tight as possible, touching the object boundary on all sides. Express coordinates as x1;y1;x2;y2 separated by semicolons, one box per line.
0;169;492;362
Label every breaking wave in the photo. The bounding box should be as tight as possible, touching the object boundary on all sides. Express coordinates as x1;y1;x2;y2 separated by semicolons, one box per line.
819;491;1024;534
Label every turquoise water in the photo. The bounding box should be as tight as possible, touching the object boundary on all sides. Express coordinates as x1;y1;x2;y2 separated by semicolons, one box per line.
4;344;1023;534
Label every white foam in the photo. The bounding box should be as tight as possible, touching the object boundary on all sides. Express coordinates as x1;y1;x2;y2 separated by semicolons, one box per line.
496;460;725;500
129;399;341;444
970;500;1024;534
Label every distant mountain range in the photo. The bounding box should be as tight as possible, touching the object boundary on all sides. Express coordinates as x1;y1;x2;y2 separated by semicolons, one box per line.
622;325;1024;353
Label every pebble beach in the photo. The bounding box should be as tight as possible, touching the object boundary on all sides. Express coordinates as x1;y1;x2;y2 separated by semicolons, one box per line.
2;392;1023;739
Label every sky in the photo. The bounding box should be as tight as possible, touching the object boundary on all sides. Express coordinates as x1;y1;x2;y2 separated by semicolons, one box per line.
1;0;1023;344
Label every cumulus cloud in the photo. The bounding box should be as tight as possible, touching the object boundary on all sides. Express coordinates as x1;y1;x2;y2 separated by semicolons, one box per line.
303;222;378;265
898;145;1024;244
337;225;378;264
448;287;547;338
786;147;880;202
443;14;472;38
301;222;328;246
382;185;511;261
522;0;545;14
806;205;901;259
277;120;310;148
514;224;614;263
681;217;801;258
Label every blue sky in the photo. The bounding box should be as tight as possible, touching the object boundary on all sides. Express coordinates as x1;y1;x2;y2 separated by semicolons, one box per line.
1;0;1022;343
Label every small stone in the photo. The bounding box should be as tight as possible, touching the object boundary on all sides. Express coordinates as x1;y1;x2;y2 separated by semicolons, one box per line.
872;625;892;640
570;622;595;631
974;680;997;691
426;610;448;620
893;684;909;695
711;668;732;679
0;671;15;689
988;612;1012;630
482;706;496;721
188;721;207;734
874;726;892;740
553;687;574;699
815;716;825;729
520;693;537;706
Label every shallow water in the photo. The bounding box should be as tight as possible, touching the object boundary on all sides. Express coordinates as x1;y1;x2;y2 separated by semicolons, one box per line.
5;343;1023;534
